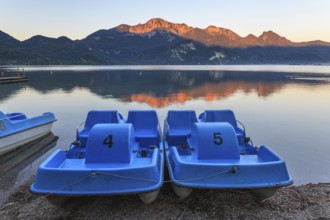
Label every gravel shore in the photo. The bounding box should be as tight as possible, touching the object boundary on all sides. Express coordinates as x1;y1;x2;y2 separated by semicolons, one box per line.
0;180;329;220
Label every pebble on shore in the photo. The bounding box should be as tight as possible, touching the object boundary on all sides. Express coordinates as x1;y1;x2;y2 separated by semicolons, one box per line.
0;180;329;219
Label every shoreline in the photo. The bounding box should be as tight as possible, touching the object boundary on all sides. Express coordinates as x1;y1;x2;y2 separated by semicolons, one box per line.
1;64;330;74
1;179;329;219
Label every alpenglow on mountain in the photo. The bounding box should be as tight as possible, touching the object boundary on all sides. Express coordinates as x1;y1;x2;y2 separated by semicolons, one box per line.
1;18;330;65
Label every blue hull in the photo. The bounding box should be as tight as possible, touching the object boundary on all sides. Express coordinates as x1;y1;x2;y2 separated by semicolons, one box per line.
165;110;293;190
166;145;292;189
31;110;164;196
31;148;163;195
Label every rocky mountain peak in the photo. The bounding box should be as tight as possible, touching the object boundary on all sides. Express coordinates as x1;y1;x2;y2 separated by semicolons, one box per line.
205;25;220;32
245;34;258;39
115;24;131;32
128;18;193;35
259;30;292;46
205;25;241;40
260;31;281;40
145;18;170;27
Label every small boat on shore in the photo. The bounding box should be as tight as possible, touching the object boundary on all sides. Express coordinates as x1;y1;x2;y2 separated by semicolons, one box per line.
0;111;57;156
31;110;164;205
164;110;293;199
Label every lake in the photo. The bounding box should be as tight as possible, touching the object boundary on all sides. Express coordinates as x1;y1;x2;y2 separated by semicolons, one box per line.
1;65;330;189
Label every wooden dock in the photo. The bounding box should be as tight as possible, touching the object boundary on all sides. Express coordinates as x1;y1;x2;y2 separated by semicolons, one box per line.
0;68;28;84
0;76;28;84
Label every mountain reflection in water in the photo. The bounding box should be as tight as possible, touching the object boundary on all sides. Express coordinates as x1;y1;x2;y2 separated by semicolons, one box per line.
1;70;329;107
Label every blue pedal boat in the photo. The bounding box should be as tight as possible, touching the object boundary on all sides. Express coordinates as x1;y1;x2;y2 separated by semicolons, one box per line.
164;110;293;199
0;111;57;156
31;110;164;205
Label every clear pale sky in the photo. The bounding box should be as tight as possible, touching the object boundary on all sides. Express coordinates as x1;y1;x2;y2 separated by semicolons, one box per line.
1;0;330;42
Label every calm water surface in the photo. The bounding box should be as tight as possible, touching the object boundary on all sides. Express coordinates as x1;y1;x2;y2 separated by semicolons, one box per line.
1;65;330;193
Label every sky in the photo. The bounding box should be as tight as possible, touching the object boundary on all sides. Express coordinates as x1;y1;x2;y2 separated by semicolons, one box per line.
1;0;330;42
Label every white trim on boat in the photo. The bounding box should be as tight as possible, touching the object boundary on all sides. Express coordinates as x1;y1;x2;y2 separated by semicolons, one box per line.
0;123;54;156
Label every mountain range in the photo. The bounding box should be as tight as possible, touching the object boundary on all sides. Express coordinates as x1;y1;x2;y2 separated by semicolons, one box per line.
1;18;330;65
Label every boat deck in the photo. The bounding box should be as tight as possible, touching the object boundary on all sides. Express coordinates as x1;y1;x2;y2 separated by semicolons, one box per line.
58;157;155;169
177;153;267;164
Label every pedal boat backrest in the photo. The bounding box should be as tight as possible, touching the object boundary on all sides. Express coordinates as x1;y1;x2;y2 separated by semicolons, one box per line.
78;110;123;146
84;110;122;129
126;110;160;147
201;110;238;126
189;122;240;160
127;110;159;136
200;110;245;145
85;124;134;163
165;110;198;144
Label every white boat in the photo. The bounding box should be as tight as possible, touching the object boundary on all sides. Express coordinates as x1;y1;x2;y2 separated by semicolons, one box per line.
0;111;57;156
